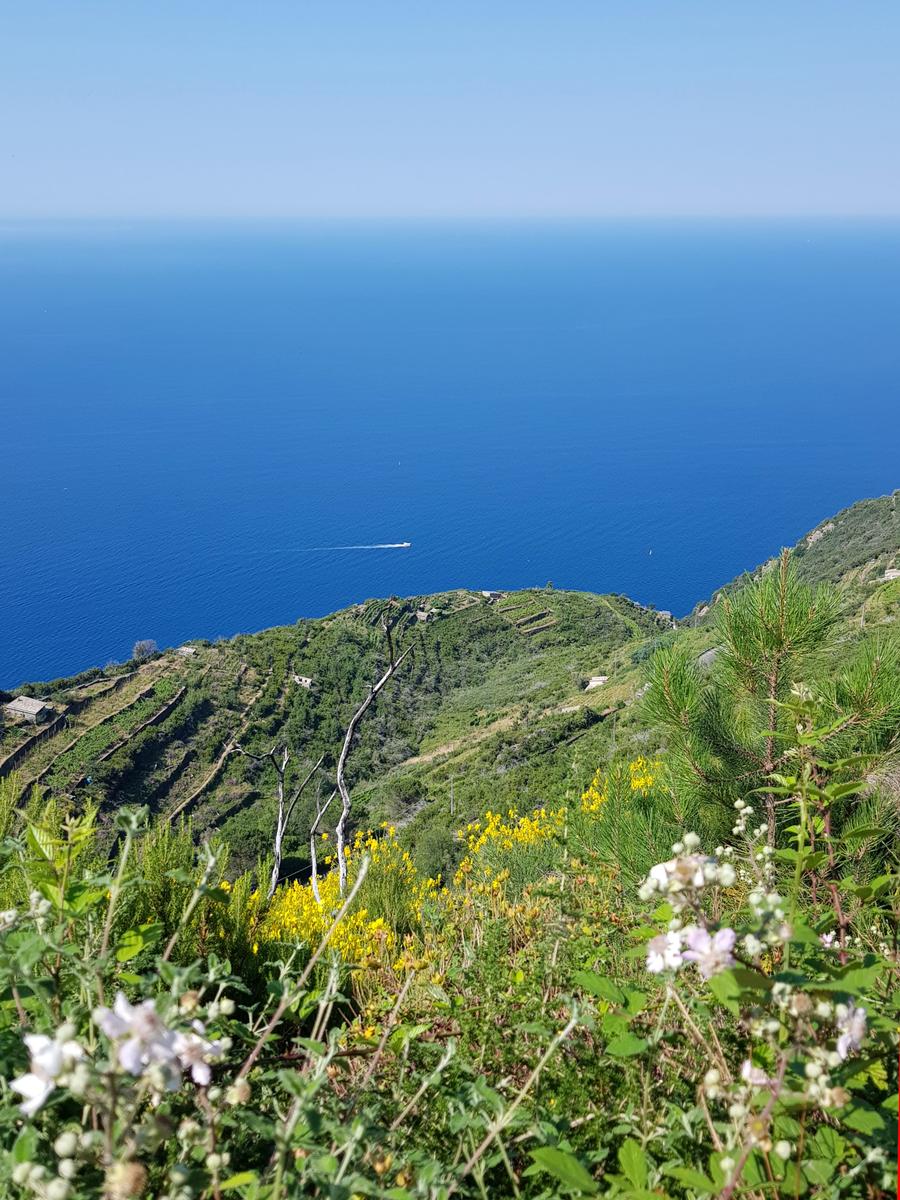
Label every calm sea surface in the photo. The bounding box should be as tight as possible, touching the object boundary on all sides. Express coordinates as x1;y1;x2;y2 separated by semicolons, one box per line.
2;221;899;686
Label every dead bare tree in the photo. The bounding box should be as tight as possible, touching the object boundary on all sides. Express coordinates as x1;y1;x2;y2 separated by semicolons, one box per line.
309;787;337;902
334;617;413;893
230;742;324;899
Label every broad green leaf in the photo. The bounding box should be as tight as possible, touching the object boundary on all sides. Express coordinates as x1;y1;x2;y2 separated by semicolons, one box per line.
26;823;55;861
664;1165;715;1193
623;988;647;1015
810;1127;846;1159
12;1128;39;1164
817;962;881;992
606;1033;648;1057
617;1139;647;1190
841;1104;885;1135
707;969;741;1015
601;1012;630;1037
572;971;625;1005
530;1147;599;1194
802;1160;834;1185
115;922;163;962
221;1172;258;1191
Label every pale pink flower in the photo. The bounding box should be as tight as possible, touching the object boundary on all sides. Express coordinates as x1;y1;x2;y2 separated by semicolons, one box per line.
173;1022;225;1086
835;1003;866;1060
740;1059;772;1087
95;992;176;1075
682;926;736;978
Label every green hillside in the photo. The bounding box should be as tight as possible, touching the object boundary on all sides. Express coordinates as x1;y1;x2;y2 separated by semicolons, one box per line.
3;492;897;883
1;490;898;1198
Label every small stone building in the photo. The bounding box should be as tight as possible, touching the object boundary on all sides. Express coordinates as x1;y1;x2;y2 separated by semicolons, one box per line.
4;696;52;725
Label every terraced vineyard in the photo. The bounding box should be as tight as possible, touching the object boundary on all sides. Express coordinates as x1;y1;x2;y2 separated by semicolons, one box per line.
3;490;896;877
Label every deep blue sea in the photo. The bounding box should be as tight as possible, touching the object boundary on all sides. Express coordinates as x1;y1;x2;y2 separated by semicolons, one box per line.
2;221;899;686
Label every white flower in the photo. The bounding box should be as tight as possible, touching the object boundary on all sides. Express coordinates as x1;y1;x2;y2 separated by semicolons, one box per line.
646;931;684;974
10;1030;84;1116
716;863;737;887
703;1067;722;1098
0;908;18;932
740;1059;771;1087
29;891;52;918
682;926;736;978
743;934;763;957
639;855;713;903
95;992;176;1075
173;1022;226;1086
835;1003;866;1060
819;931;836;948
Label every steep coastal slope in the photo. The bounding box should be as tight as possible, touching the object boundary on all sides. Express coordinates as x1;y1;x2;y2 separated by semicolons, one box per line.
2;491;897;877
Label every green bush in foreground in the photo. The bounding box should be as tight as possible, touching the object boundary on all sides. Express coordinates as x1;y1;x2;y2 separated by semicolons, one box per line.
0;679;896;1199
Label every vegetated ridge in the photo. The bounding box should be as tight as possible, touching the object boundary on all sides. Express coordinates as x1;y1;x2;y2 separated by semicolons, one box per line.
2;490;897;882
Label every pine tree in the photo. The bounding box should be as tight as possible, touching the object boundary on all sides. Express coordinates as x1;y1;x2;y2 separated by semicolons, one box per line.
643;551;900;844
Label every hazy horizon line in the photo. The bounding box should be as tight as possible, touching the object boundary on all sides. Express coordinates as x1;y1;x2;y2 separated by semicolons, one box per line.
3;212;900;231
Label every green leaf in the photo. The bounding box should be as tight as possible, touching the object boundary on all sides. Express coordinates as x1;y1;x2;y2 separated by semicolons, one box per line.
601;1013;630;1037
816;962;882;992
572;971;625;1005
221;1172;258;1191
789;919;822;947
623;988;647;1016
12;1128;39;1164
115;922;164;962
844;824;890;843
617;1139;647;1190
293;1036;326;1055
841;1104;885;1135
530;1147;599;1194
802;1160;834;1185
809;1127;846;1159
26;823;55;862
664;1165;715;1193
606;1033;648;1057
707;969;741;1015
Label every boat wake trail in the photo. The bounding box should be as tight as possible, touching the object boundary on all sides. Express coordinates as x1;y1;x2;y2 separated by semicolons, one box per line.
278;542;412;552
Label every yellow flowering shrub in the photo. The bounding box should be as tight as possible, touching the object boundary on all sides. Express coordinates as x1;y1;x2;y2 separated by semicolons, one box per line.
261;760;663;974
580;767;607;813
453;805;565;885
261;866;395;965
628;755;661;796
261;824;437;967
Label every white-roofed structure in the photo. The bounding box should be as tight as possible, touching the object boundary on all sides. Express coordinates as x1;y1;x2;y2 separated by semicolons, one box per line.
4;696;52;724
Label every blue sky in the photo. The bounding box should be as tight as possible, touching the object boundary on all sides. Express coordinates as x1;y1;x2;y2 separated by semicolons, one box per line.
2;1;898;219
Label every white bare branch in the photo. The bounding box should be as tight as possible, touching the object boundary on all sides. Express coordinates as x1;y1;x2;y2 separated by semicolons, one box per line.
334;634;413;893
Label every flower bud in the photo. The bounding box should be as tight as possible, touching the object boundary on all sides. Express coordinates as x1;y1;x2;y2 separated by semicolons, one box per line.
54;1131;79;1158
104;1161;148;1199
775;1140;792;1160
225;1078;251;1106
